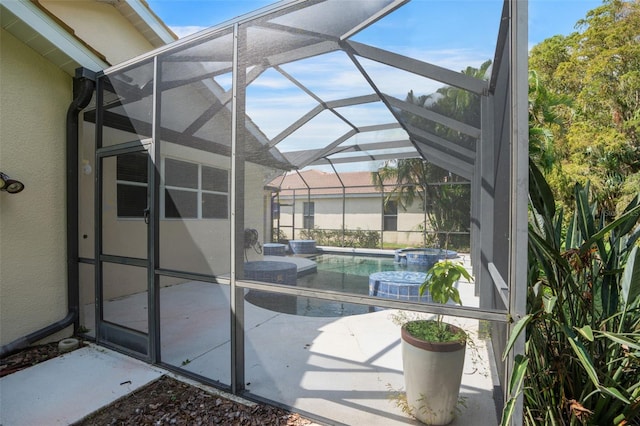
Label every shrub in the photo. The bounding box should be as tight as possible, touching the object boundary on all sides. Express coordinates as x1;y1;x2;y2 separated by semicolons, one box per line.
300;228;380;249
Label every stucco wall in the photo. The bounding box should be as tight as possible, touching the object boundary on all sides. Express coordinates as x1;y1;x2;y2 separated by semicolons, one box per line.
90;135;271;301
39;0;157;65
0;28;71;346
277;194;429;245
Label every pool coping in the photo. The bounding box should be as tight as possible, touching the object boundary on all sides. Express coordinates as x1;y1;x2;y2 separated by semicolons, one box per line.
316;246;396;258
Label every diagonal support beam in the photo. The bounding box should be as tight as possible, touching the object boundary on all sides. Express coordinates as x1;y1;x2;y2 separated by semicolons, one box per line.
406;124;476;162
309;151;421;166
344;40;487;95
294;122;403;168
384;94;481;139
413;143;474;180
267;104;325;148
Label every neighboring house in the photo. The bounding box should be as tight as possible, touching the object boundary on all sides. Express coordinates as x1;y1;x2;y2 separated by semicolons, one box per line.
271;169;470;247
0;0;175;349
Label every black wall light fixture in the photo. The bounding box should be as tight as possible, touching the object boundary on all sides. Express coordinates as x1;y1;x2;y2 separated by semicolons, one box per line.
0;172;25;194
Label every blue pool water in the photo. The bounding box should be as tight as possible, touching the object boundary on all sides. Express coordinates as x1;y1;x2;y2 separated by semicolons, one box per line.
314;254;404;276
246;254;428;317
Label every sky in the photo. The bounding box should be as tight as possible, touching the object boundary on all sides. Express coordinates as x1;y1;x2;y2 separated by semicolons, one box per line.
147;0;604;46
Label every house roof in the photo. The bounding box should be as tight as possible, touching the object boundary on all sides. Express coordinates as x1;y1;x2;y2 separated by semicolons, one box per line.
271;169;395;196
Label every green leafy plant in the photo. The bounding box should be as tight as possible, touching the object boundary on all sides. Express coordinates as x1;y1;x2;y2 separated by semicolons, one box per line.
410;260;474;342
76;325;90;334
501;162;640;425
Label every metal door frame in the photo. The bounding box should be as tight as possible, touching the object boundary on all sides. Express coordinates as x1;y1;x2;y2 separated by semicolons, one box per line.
95;139;155;359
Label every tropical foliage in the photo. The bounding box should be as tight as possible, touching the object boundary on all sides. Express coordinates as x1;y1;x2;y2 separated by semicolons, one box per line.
528;0;640;216
500;3;640;423
501;162;640;425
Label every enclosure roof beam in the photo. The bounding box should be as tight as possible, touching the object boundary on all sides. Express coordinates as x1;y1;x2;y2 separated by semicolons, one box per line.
316;158;347;190
160;53;233;63
340;0;411;40
265;40;340;71
159;61;265;99
182;98;225;136
293;122;405;169
273;65;359;134
324;94;380;109
285;129;357;167
258;21;339;43
349;139;415;152
406;124;476;162
383;94;481;139
321;139;414;156
489;3;510;94
309;151;421;166
344;40;487;95
268;104;325;148
102;0;319;74
414;143;473;180
295;169;311;190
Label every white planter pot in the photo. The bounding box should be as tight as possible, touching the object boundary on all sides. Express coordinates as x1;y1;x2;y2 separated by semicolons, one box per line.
401;323;466;425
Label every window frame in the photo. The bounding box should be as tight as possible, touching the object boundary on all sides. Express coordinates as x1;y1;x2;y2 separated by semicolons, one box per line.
383;199;398;231
115;152;149;219
303;201;315;229
116;155;229;220
161;157;229;220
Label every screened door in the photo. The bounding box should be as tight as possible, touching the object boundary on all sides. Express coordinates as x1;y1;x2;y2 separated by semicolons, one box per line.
96;140;153;357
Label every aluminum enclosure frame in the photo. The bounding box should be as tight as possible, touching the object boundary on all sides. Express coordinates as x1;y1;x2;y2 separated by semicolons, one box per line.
90;0;528;423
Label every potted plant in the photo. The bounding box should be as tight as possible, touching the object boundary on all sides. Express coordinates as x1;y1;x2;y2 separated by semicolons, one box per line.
400;259;473;425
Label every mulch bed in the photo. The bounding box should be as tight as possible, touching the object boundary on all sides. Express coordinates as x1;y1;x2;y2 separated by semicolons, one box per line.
73;375;313;426
0;341;76;377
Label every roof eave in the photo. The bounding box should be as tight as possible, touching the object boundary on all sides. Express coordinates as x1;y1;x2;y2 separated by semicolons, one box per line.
119;0;177;46
0;0;108;74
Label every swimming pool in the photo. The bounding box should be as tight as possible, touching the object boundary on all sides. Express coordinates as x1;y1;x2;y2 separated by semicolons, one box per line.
245;254;427;317
315;254;404;276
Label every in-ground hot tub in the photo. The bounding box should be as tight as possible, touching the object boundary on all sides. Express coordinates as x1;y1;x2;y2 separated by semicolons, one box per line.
289;239;317;255
244;260;298;313
263;243;287;256
243;261;297;285
394;248;457;270
368;270;432;303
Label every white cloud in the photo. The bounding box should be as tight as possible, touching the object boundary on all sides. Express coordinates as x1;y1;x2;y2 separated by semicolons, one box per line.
170;25;208;39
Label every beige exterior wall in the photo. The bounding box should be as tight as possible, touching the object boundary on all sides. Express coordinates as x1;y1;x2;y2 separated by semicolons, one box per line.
0;28;72;346
1;2;169;345
277;194;428;246
85;134;272;302
40;0;157;65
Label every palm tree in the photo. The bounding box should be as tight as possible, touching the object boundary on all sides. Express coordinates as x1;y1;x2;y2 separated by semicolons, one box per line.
528;70;572;173
374;159;469;249
372;62;489;248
